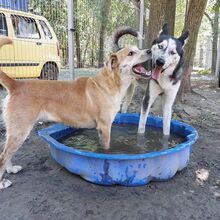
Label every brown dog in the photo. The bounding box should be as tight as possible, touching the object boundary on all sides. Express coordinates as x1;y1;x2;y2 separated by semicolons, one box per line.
0;37;151;189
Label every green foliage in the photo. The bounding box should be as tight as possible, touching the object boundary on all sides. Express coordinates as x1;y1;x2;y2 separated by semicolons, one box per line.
212;0;220;11
28;0;139;67
175;0;186;36
73;0;138;66
27;0;217;71
197;69;211;75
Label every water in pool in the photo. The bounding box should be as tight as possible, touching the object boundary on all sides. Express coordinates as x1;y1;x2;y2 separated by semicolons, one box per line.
62;124;185;154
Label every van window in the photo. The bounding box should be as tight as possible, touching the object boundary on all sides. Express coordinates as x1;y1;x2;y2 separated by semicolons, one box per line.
39;20;52;39
0;13;8;36
11;15;40;39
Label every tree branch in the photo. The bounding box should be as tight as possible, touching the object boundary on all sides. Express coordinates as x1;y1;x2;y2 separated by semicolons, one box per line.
204;11;214;29
131;0;140;10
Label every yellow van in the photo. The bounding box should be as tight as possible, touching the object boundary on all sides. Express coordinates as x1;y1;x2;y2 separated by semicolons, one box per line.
0;8;60;79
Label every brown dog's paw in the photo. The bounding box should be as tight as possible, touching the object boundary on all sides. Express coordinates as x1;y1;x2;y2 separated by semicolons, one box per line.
0;179;12;189
6;165;23;174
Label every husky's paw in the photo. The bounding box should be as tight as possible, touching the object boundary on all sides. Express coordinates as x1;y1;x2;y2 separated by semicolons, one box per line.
136;133;146;147
0;179;12;189
137;126;145;134
6;165;23;174
160;135;169;149
121;107;128;114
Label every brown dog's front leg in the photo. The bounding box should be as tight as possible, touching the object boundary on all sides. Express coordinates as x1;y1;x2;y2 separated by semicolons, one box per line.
97;124;111;150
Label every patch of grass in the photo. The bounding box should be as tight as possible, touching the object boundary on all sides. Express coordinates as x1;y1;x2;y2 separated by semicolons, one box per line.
197;69;211;75
59;68;99;80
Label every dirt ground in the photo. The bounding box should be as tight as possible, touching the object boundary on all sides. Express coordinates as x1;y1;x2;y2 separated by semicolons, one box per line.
0;72;220;220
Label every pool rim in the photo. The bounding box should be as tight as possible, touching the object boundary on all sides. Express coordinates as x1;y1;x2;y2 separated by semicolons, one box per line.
38;113;198;160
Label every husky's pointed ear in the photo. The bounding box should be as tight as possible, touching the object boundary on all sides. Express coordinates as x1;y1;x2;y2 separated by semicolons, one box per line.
178;31;189;47
159;23;169;36
106;54;119;71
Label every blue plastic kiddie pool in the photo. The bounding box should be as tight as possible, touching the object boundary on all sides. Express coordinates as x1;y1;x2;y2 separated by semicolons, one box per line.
38;113;198;186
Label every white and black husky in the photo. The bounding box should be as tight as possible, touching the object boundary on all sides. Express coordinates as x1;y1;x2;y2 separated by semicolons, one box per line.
113;24;189;136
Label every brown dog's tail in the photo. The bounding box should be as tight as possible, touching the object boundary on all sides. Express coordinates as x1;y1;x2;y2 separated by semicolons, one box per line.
0;36;12;49
112;27;139;52
0;37;16;92
0;70;16;92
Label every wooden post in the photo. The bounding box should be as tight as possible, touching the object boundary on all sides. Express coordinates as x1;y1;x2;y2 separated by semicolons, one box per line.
215;32;220;87
138;0;144;49
219;70;220;87
68;0;75;79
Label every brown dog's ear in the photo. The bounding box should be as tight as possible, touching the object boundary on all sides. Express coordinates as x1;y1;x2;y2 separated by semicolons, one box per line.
0;37;13;49
107;54;119;71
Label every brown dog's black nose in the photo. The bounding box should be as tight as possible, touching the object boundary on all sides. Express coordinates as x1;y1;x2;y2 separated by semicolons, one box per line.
156;58;165;67
146;49;151;54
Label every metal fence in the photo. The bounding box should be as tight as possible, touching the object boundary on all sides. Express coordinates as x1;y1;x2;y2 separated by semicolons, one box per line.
0;0;141;80
0;0;28;11
0;0;216;80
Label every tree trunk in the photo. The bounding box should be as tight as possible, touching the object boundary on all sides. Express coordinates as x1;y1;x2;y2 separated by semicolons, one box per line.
90;16;95;67
132;0;140;29
215;31;220;87
82;39;90;67
179;0;208;95
146;0;176;48
199;46;204;67
74;0;82;68
98;0;111;68
184;0;189;24
91;34;95;67
135;1;140;34
211;6;219;74
165;0;176;35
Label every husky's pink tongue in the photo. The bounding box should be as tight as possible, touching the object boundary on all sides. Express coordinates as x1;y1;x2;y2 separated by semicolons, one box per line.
152;67;162;80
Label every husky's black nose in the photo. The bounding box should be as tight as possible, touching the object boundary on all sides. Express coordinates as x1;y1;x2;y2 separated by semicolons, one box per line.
156;58;165;67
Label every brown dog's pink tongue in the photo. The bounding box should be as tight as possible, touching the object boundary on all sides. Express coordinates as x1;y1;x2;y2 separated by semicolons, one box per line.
152;67;162;80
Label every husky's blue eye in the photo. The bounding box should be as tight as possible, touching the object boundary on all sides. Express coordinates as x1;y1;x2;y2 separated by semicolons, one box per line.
170;51;176;55
158;45;163;49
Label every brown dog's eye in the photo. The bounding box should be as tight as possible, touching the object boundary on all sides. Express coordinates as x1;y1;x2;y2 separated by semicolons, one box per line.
128;51;134;56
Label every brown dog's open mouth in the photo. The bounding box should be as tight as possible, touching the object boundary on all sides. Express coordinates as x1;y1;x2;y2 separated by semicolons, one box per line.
132;64;151;78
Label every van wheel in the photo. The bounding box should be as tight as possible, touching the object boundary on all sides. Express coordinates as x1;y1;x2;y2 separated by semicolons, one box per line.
40;63;58;80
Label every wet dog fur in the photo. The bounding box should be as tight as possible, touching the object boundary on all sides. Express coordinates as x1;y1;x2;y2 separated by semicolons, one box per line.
137;24;189;135
116;24;189;138
0;36;151;189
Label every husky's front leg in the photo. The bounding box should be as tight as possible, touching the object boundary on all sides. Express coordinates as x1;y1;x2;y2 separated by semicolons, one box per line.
138;80;162;134
138;97;152;134
162;84;180;136
162;102;172;136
